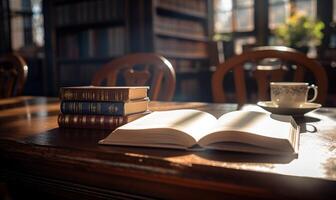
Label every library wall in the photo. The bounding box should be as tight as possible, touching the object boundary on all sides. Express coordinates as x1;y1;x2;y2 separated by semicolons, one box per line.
45;0;212;101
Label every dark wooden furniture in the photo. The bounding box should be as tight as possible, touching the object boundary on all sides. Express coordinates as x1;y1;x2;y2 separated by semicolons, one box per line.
0;53;28;98
43;0;129;94
1;96;336;199
92;53;176;101
43;0;212;101
136;0;211;71
212;46;328;105
142;0;212;101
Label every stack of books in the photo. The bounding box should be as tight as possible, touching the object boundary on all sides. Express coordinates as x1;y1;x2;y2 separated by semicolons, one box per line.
58;86;149;130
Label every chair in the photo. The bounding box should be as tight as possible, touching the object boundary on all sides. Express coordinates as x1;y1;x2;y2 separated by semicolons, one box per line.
212;46;328;105
0;53;28;98
92;53;176;101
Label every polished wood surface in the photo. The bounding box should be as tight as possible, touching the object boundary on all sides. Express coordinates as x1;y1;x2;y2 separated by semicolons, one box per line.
0;53;28;98
0;97;336;199
212;46;328;105
91;53;176;101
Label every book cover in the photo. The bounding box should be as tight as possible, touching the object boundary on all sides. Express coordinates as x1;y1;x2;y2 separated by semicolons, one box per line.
60;99;149;115
59;86;149;101
58;112;149;130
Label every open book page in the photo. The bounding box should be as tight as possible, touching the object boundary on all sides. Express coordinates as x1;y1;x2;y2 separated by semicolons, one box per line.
99;109;218;148
198;111;298;153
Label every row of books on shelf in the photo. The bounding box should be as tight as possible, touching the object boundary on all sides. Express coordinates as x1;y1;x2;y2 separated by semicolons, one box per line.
55;0;124;26
156;0;207;16
156;37;208;57
58;27;125;59
58;86;150;130
154;15;205;37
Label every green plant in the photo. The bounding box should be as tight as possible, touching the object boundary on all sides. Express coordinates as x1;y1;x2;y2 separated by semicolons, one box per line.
274;12;325;47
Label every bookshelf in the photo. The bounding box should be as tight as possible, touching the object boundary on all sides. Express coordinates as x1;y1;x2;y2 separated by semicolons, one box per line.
151;0;212;101
44;0;212;101
0;0;46;96
44;0;129;93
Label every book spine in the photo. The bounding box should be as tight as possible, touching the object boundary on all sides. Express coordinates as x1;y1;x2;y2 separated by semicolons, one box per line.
58;114;127;130
60;89;129;101
61;101;125;115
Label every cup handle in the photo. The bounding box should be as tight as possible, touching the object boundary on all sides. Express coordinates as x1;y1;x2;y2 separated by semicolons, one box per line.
307;84;318;102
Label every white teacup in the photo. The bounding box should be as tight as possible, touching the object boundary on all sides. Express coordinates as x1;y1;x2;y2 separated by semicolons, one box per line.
270;82;318;108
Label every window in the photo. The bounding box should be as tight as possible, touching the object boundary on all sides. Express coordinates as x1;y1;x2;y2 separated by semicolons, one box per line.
9;0;43;51
295;0;316;18
269;0;316;30
268;0;290;29
214;0;254;33
333;0;336;22
31;0;43;47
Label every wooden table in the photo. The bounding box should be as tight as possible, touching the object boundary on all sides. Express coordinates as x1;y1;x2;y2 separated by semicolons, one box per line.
0;96;336;199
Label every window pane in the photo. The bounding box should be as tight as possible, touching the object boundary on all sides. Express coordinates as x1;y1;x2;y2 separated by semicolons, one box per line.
10;0;25;50
269;2;289;29
32;0;44;46
214;0;232;12
296;0;316;18
214;0;255;33
11;16;25;50
269;0;287;4
269;0;316;29
334;0;336;22
215;12;233;32
235;8;254;31
9;0;22;10
236;0;253;8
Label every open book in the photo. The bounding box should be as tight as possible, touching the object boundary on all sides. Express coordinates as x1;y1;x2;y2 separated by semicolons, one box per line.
99;109;300;156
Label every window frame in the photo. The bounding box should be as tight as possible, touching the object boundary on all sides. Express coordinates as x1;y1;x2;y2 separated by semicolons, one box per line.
214;0;255;34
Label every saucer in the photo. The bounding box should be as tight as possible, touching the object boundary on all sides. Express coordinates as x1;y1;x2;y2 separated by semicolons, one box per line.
257;101;322;116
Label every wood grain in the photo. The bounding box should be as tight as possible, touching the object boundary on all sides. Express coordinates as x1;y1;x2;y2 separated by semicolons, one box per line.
0;97;336;199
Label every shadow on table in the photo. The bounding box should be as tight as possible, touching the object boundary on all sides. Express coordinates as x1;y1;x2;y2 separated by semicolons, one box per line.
294;116;320;133
195;150;295;164
24;128;294;164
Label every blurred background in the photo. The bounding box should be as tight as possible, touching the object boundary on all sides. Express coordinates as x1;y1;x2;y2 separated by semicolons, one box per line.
0;0;335;104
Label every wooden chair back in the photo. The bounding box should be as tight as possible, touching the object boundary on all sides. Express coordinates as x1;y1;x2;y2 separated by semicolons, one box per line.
92;53;176;101
212;46;328;105
0;53;28;98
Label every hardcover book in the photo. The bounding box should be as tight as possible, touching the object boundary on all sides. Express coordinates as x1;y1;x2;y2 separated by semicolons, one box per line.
60;86;149;102
58;112;149;130
99;109;300;156
60;99;149;115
